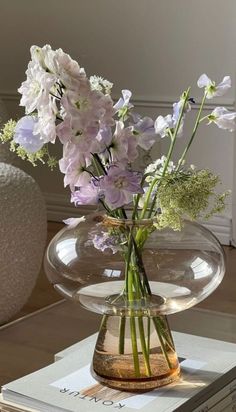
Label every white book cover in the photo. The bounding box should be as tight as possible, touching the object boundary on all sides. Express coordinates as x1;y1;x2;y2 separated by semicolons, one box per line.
1;331;236;412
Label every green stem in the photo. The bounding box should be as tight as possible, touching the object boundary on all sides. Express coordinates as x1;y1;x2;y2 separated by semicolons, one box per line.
92;153;107;175
119;317;126;354
146;88;191;218
127;267;134;301
152;317;172;369
131;235;152;296
147;316;151;357
138;316;151;376
132;173;150;220
176;92;207;171
139;177;159;220
125;231;134;295
99;199;111;214
130;316;140;377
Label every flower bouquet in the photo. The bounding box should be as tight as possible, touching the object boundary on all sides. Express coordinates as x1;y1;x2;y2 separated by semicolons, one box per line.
1;45;235;391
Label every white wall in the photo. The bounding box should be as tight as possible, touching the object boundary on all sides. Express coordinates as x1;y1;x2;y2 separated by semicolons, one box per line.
0;0;235;242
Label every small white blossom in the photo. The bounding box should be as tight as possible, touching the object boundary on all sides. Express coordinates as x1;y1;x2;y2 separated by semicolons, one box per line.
90;76;113;94
197;74;231;99
145;155;176;181
208;107;236;132
63;216;86;228
154;115;174;138
34;109;57;143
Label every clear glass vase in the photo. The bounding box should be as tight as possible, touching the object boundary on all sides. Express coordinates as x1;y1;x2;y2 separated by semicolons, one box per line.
44;212;225;391
92;314;180;391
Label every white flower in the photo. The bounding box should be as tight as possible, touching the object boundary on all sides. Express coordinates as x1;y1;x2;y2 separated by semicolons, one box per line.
208;107;236;132
51;48;87;91
197;74;231;99
145;155;175;181
154;115;174;138
90;76;113;94
114;89;133;113
173;97;191;123
34;109;57;143
30;44;53;70
59;148;91;190
18;61;55;114
63;216;86;228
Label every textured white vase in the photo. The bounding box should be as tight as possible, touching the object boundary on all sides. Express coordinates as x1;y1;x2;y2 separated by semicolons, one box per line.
0;162;47;324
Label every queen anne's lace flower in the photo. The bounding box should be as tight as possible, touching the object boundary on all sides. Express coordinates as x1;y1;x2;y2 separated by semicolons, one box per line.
145;155;176;181
90;76;113;95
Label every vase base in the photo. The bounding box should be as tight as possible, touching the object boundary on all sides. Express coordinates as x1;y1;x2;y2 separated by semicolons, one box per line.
92;366;181;392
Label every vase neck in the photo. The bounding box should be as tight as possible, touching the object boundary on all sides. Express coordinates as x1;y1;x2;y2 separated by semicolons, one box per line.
103;214;154;228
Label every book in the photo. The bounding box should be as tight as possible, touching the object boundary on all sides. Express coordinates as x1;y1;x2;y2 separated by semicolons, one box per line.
1;331;236;412
210;392;236;411
193;383;236;411
0;394;37;411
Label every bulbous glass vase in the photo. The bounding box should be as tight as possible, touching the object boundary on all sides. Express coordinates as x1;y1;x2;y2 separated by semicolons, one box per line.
44;212;225;391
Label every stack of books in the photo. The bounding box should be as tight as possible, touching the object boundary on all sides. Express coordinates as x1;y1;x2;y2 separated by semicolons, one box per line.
1;331;236;412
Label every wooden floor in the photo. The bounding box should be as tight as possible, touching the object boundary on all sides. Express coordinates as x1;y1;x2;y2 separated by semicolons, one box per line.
13;222;236;321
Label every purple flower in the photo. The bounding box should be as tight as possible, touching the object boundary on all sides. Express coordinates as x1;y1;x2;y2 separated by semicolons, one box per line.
59;145;91;190
114;89;133;113
13;116;44;153
132;116;157;150
100;166;143;210
71;181;101;206
92;231;121;254
109;121;138;164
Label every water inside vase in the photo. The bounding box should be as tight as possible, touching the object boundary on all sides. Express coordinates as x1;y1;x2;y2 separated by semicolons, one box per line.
92;315;180;391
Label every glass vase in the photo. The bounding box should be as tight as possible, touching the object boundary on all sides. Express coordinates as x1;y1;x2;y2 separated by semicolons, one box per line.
44;212;225;391
92;314;179;391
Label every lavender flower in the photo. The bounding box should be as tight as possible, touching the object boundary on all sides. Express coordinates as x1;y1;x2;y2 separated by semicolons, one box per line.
92;231;121;254
13;116;44;153
114;89;133;114
132;116;157;150
100;166;143;210
109;121;138;164
59;144;91;190
71;181;101;206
